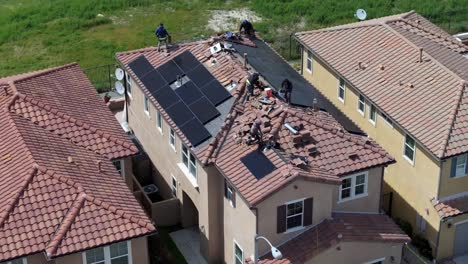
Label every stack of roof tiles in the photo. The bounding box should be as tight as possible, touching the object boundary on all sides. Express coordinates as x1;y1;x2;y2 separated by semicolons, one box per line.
0;64;154;262
296;10;468;159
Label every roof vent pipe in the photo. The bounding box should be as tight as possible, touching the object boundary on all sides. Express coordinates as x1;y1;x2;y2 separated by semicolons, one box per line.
312;98;319;112
419;47;423;63
96;160;102;172
67;156;74;163
284;123;298;134
244;53;248;69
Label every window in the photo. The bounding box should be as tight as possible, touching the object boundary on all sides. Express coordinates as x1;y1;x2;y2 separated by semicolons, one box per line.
157;111;163;132
5;259;27;264
83;241;131;264
380;112;393;127
224;180;236;207
171;176;177;197
364;258;385;264
306;50;313;73
144;96;149;116
112;160;123;176
403;135;416;163
357;94;365;115
181;145;197;180
451;154;467;177
286;200;304;230
338;78;345;102
369;104;376;125
125;72;132;97
234;242;243;264
169;129;176;149
339;172;368;201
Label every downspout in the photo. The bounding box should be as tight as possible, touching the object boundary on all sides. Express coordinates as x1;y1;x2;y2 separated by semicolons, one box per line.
123;70;129;125
434;159;444;260
300;44;304;75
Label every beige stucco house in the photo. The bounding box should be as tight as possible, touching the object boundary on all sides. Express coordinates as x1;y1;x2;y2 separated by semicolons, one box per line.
0;64;155;264
295;10;468;261
116;37;409;264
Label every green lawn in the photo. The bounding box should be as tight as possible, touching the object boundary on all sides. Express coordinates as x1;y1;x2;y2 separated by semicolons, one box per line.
1;0;467;78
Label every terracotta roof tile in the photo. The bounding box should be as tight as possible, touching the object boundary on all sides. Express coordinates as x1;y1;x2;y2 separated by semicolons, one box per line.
296;12;468;159
432;195;468;219
250;213;410;264
0;65;154;262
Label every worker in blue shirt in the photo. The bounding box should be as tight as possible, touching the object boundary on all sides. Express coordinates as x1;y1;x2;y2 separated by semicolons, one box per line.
155;23;171;52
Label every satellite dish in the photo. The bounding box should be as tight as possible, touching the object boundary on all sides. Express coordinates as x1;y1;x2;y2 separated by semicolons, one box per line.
355;9;367;21
115;68;125;81
115;81;125;95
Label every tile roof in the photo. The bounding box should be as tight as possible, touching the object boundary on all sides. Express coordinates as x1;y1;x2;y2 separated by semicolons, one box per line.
0;65;154;262
296;11;468;159
116;41;248;150
212;87;394;206
251;213;410;264
432;195;468;219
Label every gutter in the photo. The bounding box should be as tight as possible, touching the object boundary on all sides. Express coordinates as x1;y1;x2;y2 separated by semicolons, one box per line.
293;35;443;163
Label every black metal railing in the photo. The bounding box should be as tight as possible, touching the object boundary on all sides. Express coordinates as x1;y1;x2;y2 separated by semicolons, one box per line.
83;64;116;93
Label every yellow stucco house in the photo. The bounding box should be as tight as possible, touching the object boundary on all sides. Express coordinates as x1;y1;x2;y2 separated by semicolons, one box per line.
295;10;468;261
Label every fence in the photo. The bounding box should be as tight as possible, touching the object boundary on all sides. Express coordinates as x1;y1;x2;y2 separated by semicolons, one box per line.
402;244;432;264
83;64;116;93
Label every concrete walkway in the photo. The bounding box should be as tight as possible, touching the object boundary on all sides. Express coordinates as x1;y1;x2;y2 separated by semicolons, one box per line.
170;227;207;264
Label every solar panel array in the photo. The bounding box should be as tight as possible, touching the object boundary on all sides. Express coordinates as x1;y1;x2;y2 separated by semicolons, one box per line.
128;51;232;147
240;151;277;180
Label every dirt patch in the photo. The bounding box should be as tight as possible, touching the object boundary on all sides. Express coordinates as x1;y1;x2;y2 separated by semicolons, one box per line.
207;8;262;32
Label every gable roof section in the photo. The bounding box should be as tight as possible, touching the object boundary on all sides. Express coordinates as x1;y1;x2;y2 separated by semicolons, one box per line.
296;11;468;159
0;65;153;262
250;213;410;264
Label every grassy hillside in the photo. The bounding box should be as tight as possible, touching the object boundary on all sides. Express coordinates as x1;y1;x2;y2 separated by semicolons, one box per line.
0;0;467;78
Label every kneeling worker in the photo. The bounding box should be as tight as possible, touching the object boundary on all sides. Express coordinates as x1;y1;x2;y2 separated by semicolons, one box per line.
239;19;255;37
246;72;260;96
155;23;171;52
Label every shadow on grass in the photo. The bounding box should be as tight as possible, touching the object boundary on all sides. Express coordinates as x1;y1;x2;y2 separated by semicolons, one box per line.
148;225;187;264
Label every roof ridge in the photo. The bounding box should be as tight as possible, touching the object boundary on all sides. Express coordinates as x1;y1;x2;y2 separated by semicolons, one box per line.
45;192;86;257
116;40;209;57
286;108;391;159
0;164;38;228
12;93;137;157
396;19;467;52
440;80;468;157
11;63;79;84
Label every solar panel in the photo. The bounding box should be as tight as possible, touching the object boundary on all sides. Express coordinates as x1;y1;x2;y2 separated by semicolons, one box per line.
165;101;194;126
156;87;180;109
200;79;232;106
240;151;277;180
180;119;211;147
189;97;220;124
173;51;201;72
186;64;213;88
141;70;166;94
128;55;154;78
175;81;203;105
157;60;183;83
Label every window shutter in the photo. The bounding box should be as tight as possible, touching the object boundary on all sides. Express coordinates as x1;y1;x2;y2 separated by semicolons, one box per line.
451;157;458;177
224;180;228;198
277;205;286;233
465;155;468;175
303;197;314;226
232;189;236;208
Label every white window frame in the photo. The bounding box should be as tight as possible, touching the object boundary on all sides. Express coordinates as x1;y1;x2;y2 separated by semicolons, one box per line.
144;96;150;116
171;175;178;197
285;198;305;232
380;112;393;128
306;50;313;73
156;111;163;133
125;72;132;98
169;129;176;150
226;183;235;207
112;159;124;177
233;240;244;264
338;171;369;202
454;154;467;177
179;144;197;186
337;78;345;103
82;240;132;264
6;258;27;264
363;257;385;264
357;94;365;116
369;104;376;126
403;134;416;165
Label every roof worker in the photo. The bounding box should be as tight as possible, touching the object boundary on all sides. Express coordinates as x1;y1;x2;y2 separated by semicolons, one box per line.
246;72;260;96
281;78;293;103
239;19;255;37
249;119;263;143
155;23;171;52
